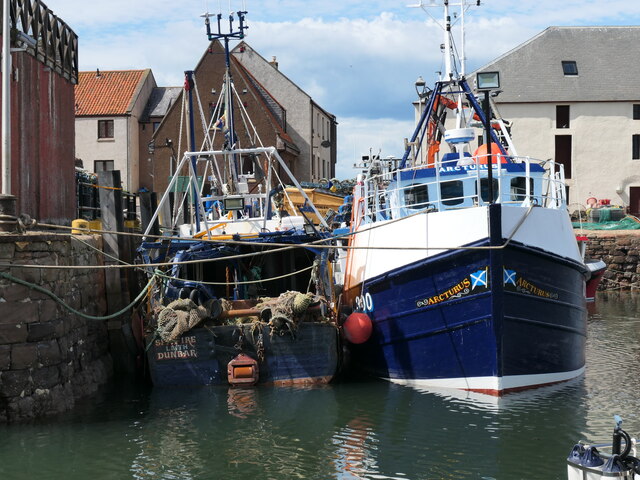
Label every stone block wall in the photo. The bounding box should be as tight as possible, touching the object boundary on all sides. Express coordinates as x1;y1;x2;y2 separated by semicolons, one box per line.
0;233;112;422
584;233;640;291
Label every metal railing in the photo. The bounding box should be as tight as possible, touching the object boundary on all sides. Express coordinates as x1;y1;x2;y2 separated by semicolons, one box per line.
7;0;78;83
353;155;567;224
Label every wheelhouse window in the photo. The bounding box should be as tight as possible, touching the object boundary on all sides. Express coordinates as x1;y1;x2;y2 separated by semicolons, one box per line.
477;178;498;203
404;183;429;209
441;180;464;206
556;105;570;128
633;135;640;160
94;160;114;172
634;104;640;120
561;61;578;76
510;177;534;202
98;119;114;139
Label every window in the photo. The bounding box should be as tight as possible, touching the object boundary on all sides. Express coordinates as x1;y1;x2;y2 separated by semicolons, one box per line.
153;121;161;132
562;61;578;76
556;105;570;128
441;180;464;206
477;178;499;203
98;119;114;139
633;135;640;160
510;177;534;202
94;160;114;172
634;105;640;120
404;183;429;209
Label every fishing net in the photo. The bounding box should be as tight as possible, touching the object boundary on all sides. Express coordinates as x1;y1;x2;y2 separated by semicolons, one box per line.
256;291;317;336
573;216;640;230
156;298;210;343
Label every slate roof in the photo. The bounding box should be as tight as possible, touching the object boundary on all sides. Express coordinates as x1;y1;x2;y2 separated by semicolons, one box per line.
472;27;640;103
157;40;298;153
75;69;150;116
140;87;181;122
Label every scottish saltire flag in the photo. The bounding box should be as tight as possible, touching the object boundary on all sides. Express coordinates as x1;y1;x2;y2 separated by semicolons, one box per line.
503;268;516;286
470;269;488;289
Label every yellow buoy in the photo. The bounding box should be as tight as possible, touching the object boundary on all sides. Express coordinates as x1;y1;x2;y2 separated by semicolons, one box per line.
71;219;89;234
88;219;102;232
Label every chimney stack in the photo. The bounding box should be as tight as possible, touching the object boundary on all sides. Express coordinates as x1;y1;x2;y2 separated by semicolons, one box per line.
270;56;278;70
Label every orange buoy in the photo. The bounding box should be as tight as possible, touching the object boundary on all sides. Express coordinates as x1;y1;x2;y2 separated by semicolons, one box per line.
473;142;507;164
343;312;373;344
227;353;259;386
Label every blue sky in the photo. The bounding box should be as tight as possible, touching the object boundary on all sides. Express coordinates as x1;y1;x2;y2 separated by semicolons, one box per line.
50;0;640;178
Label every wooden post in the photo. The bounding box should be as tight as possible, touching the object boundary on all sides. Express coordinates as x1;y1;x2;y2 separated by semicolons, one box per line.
139;191;160;237
98;170;136;374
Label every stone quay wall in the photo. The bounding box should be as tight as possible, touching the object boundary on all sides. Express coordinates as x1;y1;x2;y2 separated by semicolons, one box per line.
0;233;112;423
582;231;640;291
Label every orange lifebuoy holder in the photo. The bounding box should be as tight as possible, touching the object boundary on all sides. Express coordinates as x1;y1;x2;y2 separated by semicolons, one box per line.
473;142;507;164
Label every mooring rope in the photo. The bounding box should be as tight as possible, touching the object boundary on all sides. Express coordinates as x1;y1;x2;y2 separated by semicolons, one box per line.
0;271;158;321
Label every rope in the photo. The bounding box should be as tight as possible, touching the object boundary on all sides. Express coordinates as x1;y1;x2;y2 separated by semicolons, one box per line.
0;271;157;321
154;264;314;286
13;205;536;272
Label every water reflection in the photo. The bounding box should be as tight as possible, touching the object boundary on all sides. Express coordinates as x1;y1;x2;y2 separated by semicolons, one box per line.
0;293;639;479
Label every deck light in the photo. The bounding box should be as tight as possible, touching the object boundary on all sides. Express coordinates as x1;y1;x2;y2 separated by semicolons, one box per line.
476;71;501;204
476;71;500;91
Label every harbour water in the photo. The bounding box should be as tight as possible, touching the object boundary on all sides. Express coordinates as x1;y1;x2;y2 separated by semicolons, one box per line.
1;293;639;479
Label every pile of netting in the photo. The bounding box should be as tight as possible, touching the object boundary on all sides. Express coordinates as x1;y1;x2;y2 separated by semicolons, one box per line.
156;298;211;343
256;291;317;336
153;291;323;342
573;216;640;230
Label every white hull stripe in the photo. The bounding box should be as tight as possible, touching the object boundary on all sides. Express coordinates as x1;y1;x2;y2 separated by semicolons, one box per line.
384;366;585;395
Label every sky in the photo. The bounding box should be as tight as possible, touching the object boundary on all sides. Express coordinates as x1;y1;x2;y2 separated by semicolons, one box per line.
48;0;640;179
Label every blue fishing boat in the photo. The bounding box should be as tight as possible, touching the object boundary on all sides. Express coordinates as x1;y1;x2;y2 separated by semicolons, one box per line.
137;9;340;387
338;0;587;395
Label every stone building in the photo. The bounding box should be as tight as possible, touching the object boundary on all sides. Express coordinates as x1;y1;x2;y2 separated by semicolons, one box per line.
232;42;338;182
468;27;640;213
150;40;336;195
75;69;157;192
137;87;182;192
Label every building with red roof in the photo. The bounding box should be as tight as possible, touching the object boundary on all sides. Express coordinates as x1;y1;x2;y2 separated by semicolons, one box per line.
75;69;156;192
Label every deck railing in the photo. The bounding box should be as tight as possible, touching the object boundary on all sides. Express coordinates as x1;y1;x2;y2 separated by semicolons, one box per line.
354;155;567;224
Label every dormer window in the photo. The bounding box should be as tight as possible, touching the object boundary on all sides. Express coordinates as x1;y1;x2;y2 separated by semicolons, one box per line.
562;61;578;76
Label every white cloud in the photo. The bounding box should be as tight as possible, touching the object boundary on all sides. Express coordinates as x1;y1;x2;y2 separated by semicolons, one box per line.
335;116;415;179
48;0;640;181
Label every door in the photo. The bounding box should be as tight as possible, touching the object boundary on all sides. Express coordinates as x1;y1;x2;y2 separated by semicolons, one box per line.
630;187;640;216
555;135;572;179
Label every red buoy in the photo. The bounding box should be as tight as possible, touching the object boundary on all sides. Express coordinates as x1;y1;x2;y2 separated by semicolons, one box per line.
343;312;373;344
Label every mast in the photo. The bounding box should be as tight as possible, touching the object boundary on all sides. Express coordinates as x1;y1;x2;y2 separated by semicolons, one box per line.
203;8;248;194
184;70;201;231
443;0;453;80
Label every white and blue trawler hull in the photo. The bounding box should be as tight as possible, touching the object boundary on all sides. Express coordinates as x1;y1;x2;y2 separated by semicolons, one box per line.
343;204;588;396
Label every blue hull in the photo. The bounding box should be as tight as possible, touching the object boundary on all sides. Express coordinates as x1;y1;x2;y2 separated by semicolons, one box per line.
147;322;340;387
348;235;587;394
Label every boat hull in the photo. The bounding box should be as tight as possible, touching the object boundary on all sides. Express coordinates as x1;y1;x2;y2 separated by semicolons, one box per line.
344;207;587;396
146;322;340;387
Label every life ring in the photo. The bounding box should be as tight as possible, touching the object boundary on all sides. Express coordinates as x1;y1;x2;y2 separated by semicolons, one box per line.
473;143;507;164
586;197;597;208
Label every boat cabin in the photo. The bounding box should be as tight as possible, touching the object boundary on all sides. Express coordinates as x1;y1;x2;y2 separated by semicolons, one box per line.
379;156;560;221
